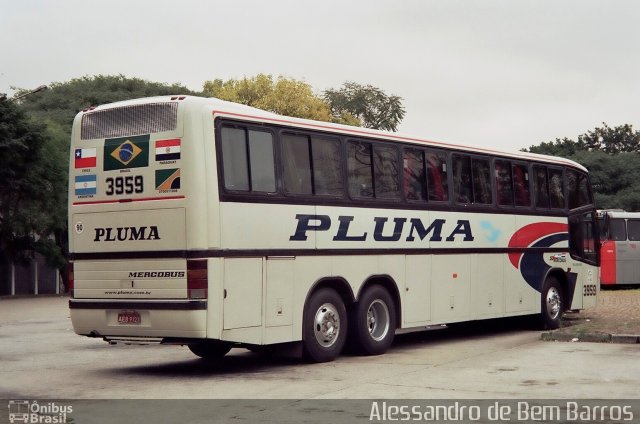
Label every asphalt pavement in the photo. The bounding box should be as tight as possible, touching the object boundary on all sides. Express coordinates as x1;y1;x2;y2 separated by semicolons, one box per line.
1;288;639;343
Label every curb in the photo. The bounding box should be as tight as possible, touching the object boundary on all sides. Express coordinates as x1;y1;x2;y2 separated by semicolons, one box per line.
611;334;640;344
541;331;640;344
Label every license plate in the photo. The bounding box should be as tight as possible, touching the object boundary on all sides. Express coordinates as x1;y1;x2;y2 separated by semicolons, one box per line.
117;311;141;325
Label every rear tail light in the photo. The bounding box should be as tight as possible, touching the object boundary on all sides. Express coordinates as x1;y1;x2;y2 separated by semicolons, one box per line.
68;262;74;298
187;260;208;299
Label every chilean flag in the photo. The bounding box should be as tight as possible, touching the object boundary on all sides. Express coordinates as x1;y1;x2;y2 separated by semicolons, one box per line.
75;148;97;168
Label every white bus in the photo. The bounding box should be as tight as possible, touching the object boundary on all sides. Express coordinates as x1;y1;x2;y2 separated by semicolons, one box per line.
597;210;640;286
68;96;599;362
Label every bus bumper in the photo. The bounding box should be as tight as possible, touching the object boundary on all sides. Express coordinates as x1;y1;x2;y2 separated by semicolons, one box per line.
69;299;207;339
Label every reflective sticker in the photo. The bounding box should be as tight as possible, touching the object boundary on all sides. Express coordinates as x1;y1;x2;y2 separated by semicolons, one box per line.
155;139;181;161
75;174;97;196
75;148;97;168
155;168;181;190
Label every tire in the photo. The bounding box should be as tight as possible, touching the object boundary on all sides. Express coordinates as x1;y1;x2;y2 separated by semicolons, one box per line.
540;276;564;330
351;285;396;355
302;288;347;363
188;341;232;359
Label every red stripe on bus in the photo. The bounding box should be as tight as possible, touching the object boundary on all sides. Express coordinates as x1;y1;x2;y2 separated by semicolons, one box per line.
600;240;617;285
73;195;185;205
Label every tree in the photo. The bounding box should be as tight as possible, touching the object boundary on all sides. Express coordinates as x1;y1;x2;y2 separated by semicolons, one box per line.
16;74;199;133
203;74;361;126
524;123;640;211
525;137;586;157
324;82;406;131
0;100;65;267
13;75;200;266
578;123;640;154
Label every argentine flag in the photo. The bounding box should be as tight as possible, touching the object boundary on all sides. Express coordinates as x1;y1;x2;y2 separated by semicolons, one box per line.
75;174;97;196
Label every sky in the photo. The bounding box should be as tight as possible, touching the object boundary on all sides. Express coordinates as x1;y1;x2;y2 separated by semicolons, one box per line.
1;0;639;152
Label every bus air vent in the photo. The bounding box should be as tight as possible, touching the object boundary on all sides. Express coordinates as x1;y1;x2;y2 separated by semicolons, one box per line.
81;102;178;140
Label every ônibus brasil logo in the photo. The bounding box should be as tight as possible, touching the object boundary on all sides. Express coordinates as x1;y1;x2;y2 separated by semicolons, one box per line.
8;400;72;424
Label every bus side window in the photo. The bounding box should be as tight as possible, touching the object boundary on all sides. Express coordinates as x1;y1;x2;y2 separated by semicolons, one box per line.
549;168;564;208
567;169;590;210
452;155;472;204
248;130;276;192
533;165;549;208
348;141;374;198
221;127;276;193
472;158;492;204
567;171;592;209
495;160;513;206
373;145;401;200
403;148;426;201
628;220;640;241
311;137;343;196
598;217;608;240
513;164;531;207
282;134;313;195
221;127;250;191
610;219;627;241
426;150;448;202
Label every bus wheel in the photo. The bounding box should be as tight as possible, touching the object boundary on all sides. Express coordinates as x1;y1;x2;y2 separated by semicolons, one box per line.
540;276;564;330
352;285;396;355
303;288;347;363
188;341;232;359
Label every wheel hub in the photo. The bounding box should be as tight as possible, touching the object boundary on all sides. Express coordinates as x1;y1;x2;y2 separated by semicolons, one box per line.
314;303;340;347
546;287;561;320
367;299;390;342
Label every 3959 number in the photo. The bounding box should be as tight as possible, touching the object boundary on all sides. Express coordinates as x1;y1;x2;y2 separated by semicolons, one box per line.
106;176;143;195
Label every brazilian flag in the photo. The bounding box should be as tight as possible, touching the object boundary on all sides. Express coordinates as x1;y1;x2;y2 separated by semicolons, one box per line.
104;135;149;171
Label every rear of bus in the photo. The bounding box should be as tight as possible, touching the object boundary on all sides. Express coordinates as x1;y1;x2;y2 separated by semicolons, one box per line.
68;96;214;345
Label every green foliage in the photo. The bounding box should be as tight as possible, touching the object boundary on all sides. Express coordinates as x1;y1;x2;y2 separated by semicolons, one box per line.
16;74;199;133
202;75;406;131
525;137;586;157
0;100;65;267
11;75;198;266
203;74;361;126
524;123;640;211
578;123;640;154
324;82;406;131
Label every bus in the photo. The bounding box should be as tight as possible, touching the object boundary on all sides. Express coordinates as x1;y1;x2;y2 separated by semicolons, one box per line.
597;210;640;286
68;96;599;362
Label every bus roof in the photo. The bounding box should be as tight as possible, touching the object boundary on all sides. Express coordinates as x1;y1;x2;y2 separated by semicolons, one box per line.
600;210;640;219
81;95;588;172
